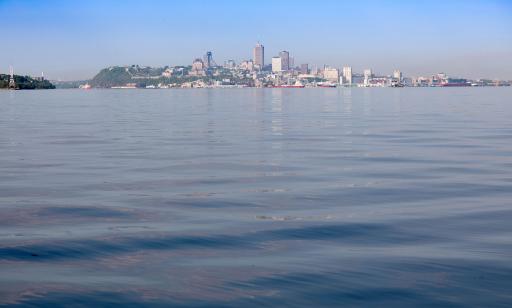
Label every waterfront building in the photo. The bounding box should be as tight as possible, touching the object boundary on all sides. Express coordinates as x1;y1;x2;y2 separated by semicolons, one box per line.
279;51;290;71
323;67;340;82
364;69;373;79
393;69;402;81
8;66;16;89
272;57;283;72
364;69;373;86
253;43;264;68
342;66;353;85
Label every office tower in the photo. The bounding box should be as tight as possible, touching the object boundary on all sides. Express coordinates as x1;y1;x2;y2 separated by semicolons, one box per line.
393;69;402;81
300;64;309;74
253;43;264;68
343;66;353;85
279;51;290;71
203;51;214;68
289;57;295;69
272;57;282;72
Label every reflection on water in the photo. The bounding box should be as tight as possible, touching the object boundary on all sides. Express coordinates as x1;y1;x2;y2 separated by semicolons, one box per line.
1;88;512;306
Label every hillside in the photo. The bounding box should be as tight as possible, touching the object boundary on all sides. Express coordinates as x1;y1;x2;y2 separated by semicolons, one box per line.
90;65;167;88
0;74;55;89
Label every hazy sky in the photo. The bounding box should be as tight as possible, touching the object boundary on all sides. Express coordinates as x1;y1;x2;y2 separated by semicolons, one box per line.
1;0;511;80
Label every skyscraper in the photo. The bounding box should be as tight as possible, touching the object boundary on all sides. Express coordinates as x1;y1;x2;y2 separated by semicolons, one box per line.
279;51;290;71
272;57;282;72
253;43;264;68
342;66;353;85
203;51;215;68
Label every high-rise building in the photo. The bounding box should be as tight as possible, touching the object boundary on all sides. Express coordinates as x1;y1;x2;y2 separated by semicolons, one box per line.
342;66;353;85
289;57;295;70
272;57;282;72
203;51;216;68
253;43;264;68
323;67;339;82
393;70;402;81
364;69;373;79
300;64;309;74
364;69;373;86
279;51;290;71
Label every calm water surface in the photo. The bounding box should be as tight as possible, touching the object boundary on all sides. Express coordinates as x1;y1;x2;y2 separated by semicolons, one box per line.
1;88;512;306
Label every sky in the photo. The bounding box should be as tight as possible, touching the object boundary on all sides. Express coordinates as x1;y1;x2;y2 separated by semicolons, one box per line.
1;0;511;81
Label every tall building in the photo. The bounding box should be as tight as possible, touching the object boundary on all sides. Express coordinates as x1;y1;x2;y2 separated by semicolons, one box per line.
393;70;402;81
203;51;215;68
272;57;282;72
364;69;373;86
253;43;264;68
300;64;309;74
342;66;353;85
279;51;290;71
8;66;16;89
190;59;206;76
289;57;295;70
364;69;373;79
323;67;339;82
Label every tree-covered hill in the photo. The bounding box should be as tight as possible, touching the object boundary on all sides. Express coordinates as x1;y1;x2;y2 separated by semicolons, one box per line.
90;65;167;88
0;74;55;89
90;66;134;88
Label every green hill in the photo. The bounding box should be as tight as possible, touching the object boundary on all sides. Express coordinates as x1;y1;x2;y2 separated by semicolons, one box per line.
0;74;55;89
90;65;167;88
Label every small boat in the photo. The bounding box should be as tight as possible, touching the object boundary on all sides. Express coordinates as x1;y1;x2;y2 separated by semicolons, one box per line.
317;82;337;88
274;80;305;88
274;84;305;88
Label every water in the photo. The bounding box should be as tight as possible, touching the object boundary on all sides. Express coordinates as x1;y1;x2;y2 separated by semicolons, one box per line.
1;88;511;307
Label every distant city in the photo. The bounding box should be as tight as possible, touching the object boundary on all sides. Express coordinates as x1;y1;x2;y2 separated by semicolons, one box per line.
4;42;512;90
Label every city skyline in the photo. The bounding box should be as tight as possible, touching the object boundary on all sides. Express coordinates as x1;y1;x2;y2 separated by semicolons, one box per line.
1;0;512;80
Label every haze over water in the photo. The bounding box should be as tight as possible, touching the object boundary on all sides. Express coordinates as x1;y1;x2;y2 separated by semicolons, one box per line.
1;88;512;306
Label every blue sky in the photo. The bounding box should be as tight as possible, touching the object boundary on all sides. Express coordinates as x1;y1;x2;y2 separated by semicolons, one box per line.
1;0;511;80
